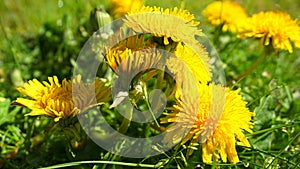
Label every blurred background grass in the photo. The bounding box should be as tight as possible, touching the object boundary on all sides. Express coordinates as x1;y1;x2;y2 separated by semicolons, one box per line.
1;0;299;34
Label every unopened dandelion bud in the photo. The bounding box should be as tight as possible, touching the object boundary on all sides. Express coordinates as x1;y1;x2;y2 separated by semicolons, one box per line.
90;8;112;34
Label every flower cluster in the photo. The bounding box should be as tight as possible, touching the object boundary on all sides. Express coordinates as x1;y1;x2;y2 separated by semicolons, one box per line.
103;5;255;164
202;1;300;53
13;3;255;165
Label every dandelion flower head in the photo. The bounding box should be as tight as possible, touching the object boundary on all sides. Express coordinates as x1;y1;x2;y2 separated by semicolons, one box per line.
109;0;143;18
105;35;158;74
202;1;248;32
122;6;212;84
238;11;300;53
161;83;255;164
124;6;204;45
13;76;111;122
167;42;211;84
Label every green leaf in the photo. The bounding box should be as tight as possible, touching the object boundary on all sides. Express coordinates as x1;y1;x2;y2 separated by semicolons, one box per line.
0;98;18;126
253;96;276;131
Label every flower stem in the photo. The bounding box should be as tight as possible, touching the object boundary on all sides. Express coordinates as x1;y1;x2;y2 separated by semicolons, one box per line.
157;71;164;90
213;25;223;47
38;160;156;169
143;85;160;128
229;50;266;86
118;105;133;134
179;0;185;9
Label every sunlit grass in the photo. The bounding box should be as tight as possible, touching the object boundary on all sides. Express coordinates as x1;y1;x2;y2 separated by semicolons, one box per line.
0;0;299;168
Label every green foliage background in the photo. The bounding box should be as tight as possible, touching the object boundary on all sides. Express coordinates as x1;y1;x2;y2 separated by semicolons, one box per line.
0;0;299;168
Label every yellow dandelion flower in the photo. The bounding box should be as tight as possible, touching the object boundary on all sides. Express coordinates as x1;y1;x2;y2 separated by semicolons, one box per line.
106;37;211;84
129;6;200;26
124;6;203;45
161;83;254;164
238;11;300;53
105;35;158;74
109;0;143;19
202;1;248;33
113;48;163;79
120;6;212;83
12;76;111;122
168;42;211;84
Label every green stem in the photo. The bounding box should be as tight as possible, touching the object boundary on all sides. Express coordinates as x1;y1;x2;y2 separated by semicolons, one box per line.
64;126;81;141
101;153;119;169
93;102;132;141
143;86;160;128
212;25;223;47
229;50;266;86
157;71;164;90
147;99;160;128
118;105;133;134
246;124;293;136
179;0;185;9
38;160;156;169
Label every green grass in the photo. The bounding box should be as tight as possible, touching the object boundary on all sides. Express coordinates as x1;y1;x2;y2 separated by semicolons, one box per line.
0;0;300;168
